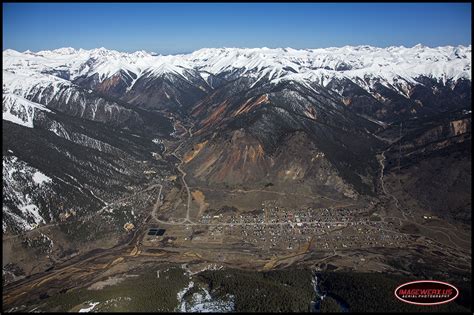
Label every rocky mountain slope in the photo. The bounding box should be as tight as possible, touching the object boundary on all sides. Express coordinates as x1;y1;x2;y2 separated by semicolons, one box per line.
3;45;471;230
2;45;471;282
4;45;470;114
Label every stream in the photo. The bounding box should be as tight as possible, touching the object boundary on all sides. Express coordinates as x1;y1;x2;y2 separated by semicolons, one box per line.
310;273;350;312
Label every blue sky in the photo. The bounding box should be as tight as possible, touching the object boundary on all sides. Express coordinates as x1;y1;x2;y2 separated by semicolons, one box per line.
3;3;471;54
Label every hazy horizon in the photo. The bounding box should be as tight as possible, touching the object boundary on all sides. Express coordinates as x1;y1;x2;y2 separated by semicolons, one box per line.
4;42;472;57
3;3;471;54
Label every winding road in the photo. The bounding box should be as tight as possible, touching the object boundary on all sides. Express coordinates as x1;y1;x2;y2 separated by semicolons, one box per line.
152;120;195;226
377;148;470;251
377;150;408;221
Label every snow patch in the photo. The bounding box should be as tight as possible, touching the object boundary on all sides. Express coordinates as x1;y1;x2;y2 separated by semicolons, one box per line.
187;289;235;312
2;93;52;128
3;155;50;231
79;302;100;313
18;204;45;227
32;171;52;185
177;280;235;312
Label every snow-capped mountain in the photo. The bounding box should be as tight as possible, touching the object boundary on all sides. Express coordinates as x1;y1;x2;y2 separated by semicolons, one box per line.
2;45;471;285
3;44;471;208
4;45;471;92
4;45;470;121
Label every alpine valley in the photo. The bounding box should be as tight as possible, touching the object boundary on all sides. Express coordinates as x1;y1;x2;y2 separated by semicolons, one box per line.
2;45;472;312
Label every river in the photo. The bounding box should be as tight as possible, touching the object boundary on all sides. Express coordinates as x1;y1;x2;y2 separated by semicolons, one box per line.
310;273;350;312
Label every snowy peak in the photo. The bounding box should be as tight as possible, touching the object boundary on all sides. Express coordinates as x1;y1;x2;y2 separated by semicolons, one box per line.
3;49;23;56
4;44;470;79
51;47;78;55
2;44;471;106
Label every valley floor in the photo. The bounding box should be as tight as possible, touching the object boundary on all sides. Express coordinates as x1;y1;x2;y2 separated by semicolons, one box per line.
2;129;471;312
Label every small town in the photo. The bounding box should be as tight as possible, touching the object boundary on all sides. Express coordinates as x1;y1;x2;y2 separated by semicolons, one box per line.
144;200;412;252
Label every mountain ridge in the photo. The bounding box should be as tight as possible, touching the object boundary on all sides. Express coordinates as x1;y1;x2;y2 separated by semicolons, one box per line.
4;44;471;85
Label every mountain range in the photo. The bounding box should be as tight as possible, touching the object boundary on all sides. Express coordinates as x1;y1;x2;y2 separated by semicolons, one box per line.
2;45;471;284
